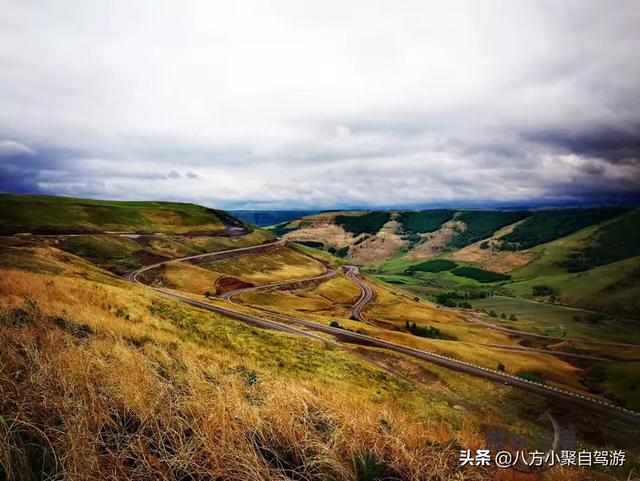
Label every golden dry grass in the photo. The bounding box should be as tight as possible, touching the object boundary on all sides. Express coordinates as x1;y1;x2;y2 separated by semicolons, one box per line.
0;250;507;480
0;245;618;481
232;270;587;394
200;245;327;285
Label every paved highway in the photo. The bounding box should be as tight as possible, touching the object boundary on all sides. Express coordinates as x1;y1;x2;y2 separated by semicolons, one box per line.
124;238;286;282
344;265;373;321
220;268;338;301
125;242;640;424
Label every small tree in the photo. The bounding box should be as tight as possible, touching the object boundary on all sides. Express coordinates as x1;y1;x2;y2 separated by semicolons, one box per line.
500;313;507;319
509;314;517;321
497;363;506;372
489;310;498;318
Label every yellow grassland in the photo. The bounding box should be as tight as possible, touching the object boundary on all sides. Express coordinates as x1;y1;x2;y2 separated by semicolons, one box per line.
201;245;326;285
0;244;610;480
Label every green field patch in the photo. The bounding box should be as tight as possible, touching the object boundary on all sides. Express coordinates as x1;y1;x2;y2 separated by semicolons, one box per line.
406;259;457;273
451;266;510;283
471;295;640;343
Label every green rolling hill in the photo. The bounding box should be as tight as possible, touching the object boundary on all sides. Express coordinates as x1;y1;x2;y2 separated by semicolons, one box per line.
0;194;246;235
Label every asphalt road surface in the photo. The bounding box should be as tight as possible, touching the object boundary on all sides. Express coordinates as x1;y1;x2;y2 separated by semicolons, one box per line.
344;265;373;321
125;242;640;424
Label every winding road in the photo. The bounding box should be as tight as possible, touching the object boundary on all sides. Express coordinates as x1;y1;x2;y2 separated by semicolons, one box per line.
220;268;338;301
124;240;640;424
344;265;373;322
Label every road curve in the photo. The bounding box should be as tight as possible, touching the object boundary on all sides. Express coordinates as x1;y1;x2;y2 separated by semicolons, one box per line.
220;268;338;301
124;238;286;282
125;244;640;424
344;265;373;322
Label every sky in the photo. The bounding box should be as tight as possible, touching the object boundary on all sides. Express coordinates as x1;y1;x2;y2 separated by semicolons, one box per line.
1;1;639;209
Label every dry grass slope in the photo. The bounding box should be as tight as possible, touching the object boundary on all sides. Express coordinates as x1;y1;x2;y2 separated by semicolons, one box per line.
0;247;499;481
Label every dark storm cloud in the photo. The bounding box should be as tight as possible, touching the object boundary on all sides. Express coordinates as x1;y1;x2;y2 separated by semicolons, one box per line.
1;1;639;208
527;126;640;165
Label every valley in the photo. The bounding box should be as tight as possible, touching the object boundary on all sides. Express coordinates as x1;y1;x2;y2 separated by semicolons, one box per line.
1;195;639;480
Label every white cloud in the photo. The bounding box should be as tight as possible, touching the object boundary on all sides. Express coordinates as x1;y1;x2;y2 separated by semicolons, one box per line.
0;139;36;157
0;1;639;207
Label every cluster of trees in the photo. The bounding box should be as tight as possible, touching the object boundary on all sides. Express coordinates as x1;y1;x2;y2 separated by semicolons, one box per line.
295;240;325;249
558;211;640;272
328;246;349;258
404;320;444;339
397;210;454;234
449;211;529;249
353;234;371;246
335;211;391;235
531;285;557;297
499;208;626;251
435;291;489;307
488;310;518;321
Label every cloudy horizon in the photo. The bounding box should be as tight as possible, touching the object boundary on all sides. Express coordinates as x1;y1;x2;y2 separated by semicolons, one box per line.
1;1;639;209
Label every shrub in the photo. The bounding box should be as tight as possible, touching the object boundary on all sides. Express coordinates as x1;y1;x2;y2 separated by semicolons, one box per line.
479;241;490;250
405;321;444;339
509;314;518;321
585;313;606;324
489;310;498;318
531;285;557;297
296;240;325;249
500;313;507;319
516;370;547;385
497;363;506;372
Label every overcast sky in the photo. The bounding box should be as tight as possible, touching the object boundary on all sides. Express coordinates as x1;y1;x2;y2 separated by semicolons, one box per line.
1;1;639;209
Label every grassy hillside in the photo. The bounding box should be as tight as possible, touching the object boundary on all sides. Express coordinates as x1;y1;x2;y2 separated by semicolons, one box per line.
499;208;627;250
0;194;242;234
263;207;640;320
38;229;274;276
449;211;530;249
558;210;640;272
0;238;578;481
